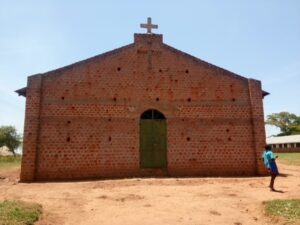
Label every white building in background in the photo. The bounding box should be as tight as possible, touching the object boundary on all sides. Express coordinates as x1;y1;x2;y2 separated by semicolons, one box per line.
0;146;14;156
266;135;300;152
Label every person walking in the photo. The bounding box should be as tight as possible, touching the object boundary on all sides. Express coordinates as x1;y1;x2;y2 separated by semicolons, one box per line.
262;145;279;191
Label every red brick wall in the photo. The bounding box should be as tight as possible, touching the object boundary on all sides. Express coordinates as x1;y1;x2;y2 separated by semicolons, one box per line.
248;79;268;175
20;34;267;181
20;75;43;181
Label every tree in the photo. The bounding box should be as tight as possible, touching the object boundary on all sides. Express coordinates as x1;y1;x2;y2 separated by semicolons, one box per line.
265;112;300;136
0;126;22;156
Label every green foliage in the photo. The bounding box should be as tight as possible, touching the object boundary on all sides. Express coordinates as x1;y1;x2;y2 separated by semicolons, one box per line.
0;200;42;225
277;153;300;166
266;112;300;136
0;126;22;156
0;156;22;169
264;199;300;222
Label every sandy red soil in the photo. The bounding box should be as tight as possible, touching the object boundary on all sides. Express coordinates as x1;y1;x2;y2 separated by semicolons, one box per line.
0;163;299;225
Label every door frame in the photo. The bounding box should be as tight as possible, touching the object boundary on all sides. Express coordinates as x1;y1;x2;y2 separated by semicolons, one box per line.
139;109;167;169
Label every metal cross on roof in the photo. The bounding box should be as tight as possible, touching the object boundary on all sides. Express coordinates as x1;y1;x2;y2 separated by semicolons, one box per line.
140;17;158;34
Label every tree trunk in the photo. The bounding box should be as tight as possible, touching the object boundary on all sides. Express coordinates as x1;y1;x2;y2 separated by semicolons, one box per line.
10;148;16;157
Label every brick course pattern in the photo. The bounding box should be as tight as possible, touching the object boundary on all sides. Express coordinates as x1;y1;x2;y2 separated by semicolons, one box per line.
19;33;268;181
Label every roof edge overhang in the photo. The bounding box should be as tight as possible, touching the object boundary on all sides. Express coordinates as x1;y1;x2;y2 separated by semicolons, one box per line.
15;85;270;100
262;90;270;98
15;87;27;97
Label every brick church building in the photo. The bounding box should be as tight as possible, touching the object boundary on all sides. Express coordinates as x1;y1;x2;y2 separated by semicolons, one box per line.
17;18;268;181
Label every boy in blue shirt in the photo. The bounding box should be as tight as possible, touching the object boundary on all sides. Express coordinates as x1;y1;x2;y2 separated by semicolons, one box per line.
262;145;279;191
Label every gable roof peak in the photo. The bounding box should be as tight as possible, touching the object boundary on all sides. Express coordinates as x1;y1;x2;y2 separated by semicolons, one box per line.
134;33;163;44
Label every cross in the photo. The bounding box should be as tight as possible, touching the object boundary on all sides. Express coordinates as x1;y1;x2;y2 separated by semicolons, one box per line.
140;17;158;34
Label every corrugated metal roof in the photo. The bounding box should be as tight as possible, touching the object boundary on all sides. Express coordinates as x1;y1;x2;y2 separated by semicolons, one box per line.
266;135;300;144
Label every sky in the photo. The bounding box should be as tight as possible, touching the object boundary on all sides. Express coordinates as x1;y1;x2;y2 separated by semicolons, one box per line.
0;0;300;137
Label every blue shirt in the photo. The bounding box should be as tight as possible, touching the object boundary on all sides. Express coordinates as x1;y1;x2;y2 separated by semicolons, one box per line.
262;150;276;169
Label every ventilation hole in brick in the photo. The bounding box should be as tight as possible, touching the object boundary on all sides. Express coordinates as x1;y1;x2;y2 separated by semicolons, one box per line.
156;97;160;102
67;137;71;142
61;96;65;100
226;129;230;133
232;98;236;102
228;137;232;141
187;98;191;102
108;136;111;142
117;67;121;71
113;97;117;101
159;69;162;73
187;137;191;141
108;118;111;121
71;106;75;110
185;69;189;74
175;79;178;83
67;121;71;124
28;132;32;136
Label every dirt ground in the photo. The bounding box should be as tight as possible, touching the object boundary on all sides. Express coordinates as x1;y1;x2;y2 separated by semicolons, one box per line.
0;163;299;225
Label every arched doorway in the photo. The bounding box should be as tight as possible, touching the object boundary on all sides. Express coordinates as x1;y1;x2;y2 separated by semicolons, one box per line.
140;109;167;168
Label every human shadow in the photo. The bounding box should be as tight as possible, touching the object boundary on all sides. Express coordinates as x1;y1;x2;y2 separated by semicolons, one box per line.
278;173;289;177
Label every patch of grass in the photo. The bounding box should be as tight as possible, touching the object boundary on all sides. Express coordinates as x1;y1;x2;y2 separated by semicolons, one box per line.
277;153;300;166
0;156;21;169
264;199;300;223
0;200;42;225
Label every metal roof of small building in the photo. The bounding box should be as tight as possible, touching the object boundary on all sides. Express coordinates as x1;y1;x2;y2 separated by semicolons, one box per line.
266;135;300;144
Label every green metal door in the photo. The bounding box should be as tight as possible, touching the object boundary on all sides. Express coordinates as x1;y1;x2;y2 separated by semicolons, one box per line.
140;119;167;168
